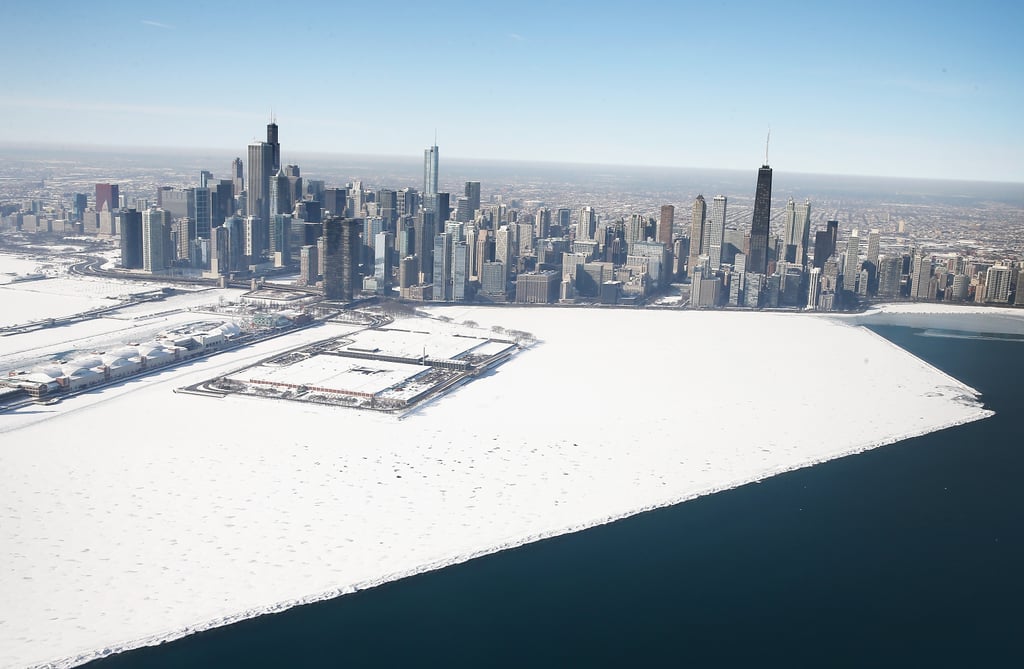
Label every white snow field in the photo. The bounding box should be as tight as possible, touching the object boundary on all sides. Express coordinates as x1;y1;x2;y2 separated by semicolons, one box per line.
0;306;994;668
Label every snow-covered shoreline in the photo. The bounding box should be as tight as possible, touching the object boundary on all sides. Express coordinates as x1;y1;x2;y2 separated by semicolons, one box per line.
40;404;992;669
0;304;998;668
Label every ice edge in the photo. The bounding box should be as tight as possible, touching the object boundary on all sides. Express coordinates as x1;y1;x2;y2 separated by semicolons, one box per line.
30;324;994;669
35;412;992;669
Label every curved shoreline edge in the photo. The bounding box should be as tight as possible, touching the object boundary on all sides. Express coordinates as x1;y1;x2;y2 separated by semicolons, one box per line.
42;403;993;669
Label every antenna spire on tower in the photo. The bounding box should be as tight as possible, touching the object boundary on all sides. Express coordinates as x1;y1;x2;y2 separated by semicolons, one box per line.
765;127;771;165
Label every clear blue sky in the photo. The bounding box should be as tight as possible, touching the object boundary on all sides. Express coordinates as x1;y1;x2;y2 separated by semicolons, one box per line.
1;0;1022;182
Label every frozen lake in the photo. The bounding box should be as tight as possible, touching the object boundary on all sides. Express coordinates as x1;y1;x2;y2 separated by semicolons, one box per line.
0;303;998;668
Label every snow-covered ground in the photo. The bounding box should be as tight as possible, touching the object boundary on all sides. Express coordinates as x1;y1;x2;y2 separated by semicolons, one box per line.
0;252;234;328
0;305;994;668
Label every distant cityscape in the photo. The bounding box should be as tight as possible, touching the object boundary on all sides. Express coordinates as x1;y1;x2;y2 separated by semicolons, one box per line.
1;119;1023;310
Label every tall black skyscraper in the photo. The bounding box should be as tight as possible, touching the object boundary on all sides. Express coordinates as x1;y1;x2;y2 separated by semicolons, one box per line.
748;160;773;275
812;220;839;269
826;220;839;257
322;216;361;302
267;118;280;173
119;209;143;269
247;140;275;224
464;181;481;215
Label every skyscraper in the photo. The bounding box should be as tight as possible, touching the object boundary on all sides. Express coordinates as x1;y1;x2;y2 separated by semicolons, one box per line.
322;188;348;218
432;231;454;301
267;118;280;173
247;141;274;223
705;195;727;271
688;195;706;278
983;265;1012;303
193;186;212;240
782;198;811;266
142;208;171;272
231;158;244;198
119;209;143;269
413;209;436;283
555;208;571;235
577;206;596;242
452;241;469;301
424;143;439;197
322;217;360;301
658;205;675;246
748;160;773;275
455;197;473;223
843;230;860;291
911;251;933;300
464;181;481;216
72;193;88;222
269;170;292;217
96;183;119;213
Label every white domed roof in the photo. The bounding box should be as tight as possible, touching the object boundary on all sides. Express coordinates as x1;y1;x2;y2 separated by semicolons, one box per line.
216;322;241;336
34;363;63;379
66;355;102;370
136;341;164;357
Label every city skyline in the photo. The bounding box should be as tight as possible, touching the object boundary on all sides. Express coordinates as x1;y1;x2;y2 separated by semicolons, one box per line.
1;1;1021;183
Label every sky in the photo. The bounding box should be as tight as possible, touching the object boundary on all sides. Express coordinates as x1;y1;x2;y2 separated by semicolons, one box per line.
1;0;1022;182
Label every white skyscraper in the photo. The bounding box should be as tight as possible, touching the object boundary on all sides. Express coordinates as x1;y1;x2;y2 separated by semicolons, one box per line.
911;250;933;299
704;195;727;271
843;230;860;291
577;206;596;242
142;208;171;272
423;144;439;196
782;198;811;266
984;265;1012;303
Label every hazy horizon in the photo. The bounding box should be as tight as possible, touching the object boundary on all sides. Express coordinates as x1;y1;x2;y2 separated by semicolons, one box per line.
1;1;1021;183
3;141;1023;192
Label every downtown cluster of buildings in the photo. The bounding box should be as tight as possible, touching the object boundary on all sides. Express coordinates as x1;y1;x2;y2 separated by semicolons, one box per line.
2;120;1022;309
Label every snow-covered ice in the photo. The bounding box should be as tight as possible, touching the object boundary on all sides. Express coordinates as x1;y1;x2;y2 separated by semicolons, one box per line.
833;302;1024;336
0;305;994;668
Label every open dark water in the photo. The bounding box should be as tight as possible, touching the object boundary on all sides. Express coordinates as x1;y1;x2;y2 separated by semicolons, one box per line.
87;325;1024;668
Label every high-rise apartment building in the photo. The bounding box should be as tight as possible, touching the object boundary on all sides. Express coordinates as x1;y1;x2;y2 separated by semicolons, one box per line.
911;251;933;299
452;241;469;301
877;255;902;298
119;209;143;269
299;244;318;286
322;217;361;301
984;265;1012;303
432;231;454;301
843;230;860;291
658;205;674;246
142;208;171;272
688;195;706;278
